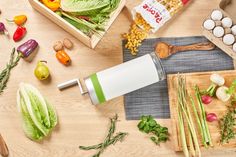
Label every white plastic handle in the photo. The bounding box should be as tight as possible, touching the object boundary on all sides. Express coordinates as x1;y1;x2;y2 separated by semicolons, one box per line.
57;79;78;90
57;79;87;95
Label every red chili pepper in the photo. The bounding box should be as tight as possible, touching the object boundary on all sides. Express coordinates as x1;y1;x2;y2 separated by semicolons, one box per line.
13;26;27;42
77;15;90;22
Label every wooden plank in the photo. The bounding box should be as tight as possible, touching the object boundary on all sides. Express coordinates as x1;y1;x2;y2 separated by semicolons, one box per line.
168;70;236;151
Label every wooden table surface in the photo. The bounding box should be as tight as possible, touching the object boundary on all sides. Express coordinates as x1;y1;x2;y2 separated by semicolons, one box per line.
0;0;235;157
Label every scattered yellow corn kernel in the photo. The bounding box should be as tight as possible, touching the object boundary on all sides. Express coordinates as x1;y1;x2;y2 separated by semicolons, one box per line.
123;14;151;55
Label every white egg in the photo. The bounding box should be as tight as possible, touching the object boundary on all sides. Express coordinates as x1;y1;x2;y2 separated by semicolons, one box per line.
203;19;215;30
222;17;233;28
232;25;236;35
213;26;224;37
211;10;223;21
223;34;235;45
233;43;236;52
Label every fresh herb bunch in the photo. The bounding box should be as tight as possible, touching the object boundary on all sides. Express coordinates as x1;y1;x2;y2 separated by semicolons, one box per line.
219;100;236;144
0;48;21;94
79;114;128;157
137;115;169;145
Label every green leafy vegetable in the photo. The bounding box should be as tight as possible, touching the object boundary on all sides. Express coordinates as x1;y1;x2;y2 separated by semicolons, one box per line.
62;16;92;36
137;115;169;145
61;0;110;15
60;0;121;36
226;80;236;95
17;83;57;140
62;12;104;36
61;0;119;16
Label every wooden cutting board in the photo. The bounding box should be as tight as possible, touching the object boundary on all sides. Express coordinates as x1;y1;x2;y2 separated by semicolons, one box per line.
167;70;236;151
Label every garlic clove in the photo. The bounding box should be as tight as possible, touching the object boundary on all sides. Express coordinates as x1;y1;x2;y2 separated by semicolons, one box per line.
213;26;224;37
223;34;235;45
203;19;215;30
211;10;223;21
222;17;233;28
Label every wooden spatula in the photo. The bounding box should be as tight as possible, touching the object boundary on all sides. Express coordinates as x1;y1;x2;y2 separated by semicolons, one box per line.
0;134;9;157
155;42;216;59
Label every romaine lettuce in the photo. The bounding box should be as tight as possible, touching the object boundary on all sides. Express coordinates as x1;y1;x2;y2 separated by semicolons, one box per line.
17;83;57;141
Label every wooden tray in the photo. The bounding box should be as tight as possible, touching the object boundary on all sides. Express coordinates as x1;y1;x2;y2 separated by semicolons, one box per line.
28;0;126;49
167;70;236;151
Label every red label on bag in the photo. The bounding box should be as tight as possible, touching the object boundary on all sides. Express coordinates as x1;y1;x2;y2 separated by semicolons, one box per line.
181;0;190;5
132;0;171;32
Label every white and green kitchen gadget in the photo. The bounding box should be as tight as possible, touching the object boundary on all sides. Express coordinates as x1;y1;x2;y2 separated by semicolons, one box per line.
57;52;166;105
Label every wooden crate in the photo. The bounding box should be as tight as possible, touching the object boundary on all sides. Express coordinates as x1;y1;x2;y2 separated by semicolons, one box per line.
28;0;126;49
202;0;236;59
167;70;236;151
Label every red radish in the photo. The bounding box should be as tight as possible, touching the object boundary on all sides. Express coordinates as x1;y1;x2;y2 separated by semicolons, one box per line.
201;95;212;104
206;113;217;122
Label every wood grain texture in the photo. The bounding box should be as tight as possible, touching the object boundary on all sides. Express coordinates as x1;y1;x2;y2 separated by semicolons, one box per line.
1;0;236;157
168;70;236;151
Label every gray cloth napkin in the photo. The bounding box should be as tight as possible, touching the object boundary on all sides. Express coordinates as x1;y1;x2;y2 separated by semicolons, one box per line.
123;36;234;120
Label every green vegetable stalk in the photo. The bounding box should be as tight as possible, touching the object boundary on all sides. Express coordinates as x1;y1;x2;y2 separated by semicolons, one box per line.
17;83;57;140
177;75;201;157
195;85;213;147
205;83;217;97
177;104;189;157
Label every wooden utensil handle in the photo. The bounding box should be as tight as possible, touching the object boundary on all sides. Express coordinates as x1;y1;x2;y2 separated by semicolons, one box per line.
173;42;215;53
0;134;9;157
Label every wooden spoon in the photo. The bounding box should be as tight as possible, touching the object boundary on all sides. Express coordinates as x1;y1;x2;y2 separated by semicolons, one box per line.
0;134;9;157
155;42;216;59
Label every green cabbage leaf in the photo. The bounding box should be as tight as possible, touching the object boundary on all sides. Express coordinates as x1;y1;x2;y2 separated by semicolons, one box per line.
61;0;120;23
61;0;110;15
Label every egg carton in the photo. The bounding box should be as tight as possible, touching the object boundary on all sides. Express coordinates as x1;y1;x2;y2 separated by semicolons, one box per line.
202;0;236;60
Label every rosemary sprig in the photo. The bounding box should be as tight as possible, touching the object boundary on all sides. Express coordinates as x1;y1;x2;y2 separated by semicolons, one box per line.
0;48;21;94
79;132;128;151
79;114;128;157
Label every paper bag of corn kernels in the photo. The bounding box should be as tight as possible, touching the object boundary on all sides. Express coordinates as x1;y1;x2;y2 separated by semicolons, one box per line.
132;0;190;33
123;0;191;55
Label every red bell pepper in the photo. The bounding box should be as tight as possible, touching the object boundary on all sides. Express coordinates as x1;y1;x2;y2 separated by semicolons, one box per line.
13;26;27;42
